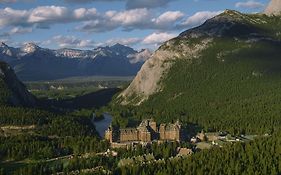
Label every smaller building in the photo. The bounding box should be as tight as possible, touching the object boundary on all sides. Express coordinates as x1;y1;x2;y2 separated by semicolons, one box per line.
177;147;193;157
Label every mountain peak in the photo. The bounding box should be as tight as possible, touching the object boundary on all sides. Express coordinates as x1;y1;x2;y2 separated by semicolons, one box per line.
109;43;137;56
113;43;124;47
21;43;40;53
0;42;8;48
264;0;281;15
110;43;130;49
0;42;14;56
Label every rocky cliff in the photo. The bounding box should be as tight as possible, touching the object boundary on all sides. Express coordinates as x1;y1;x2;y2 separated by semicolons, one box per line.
264;0;281;15
119;37;211;105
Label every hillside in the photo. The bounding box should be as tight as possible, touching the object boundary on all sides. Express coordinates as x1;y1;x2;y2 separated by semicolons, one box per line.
0;61;36;106
0;43;150;81
117;10;281;134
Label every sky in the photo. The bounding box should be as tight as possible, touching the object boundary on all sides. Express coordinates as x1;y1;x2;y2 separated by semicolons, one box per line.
0;0;270;50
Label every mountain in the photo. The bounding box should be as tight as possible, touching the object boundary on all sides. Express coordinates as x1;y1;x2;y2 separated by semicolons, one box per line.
118;9;281;134
264;0;281;15
0;61;36;106
0;43;149;81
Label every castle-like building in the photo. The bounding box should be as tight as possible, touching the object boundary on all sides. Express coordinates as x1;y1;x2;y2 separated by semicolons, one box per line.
105;119;183;144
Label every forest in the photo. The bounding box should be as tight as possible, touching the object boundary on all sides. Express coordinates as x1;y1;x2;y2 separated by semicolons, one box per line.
118;133;281;175
111;37;281;135
2;12;281;175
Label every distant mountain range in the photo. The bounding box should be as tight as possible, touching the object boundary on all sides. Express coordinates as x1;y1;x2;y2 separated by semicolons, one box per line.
0;42;151;81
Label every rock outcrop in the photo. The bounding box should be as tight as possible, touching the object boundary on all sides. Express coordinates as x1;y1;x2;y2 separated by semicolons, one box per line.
264;0;281;15
119;31;213;105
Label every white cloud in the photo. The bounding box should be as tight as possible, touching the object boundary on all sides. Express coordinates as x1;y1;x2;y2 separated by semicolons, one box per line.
111;8;151;26
49;35;96;48
0;8;29;28
9;27;32;35
0;0;16;2
153;11;184;29
73;8;98;20
79;9;185;33
126;0;174;9
180;11;222;28
0;6;99;28
64;0;175;9
142;32;177;45
235;0;264;9
0;0;33;3
0;6;184;33
127;49;153;63
28;6;69;23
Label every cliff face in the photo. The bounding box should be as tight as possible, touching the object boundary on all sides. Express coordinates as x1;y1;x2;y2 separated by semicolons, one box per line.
0;61;37;107
264;0;281;15
119;9;281;105
119;38;212;105
119;10;256;105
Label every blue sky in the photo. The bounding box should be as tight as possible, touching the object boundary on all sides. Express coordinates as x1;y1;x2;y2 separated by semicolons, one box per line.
0;0;270;50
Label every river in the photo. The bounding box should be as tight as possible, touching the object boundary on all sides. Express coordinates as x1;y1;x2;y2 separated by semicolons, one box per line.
93;113;113;138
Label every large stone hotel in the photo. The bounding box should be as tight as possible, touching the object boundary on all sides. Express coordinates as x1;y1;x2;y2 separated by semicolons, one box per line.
105;119;183;146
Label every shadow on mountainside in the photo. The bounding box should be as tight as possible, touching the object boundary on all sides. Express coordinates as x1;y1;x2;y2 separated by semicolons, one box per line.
40;88;121;110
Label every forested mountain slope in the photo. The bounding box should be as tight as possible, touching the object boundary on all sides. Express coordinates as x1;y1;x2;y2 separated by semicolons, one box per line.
116;10;281;134
0;61;36;106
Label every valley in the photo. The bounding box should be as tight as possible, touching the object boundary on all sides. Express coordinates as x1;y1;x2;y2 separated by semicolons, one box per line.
2;0;281;174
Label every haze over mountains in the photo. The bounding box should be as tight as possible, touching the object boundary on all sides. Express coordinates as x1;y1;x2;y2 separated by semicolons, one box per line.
0;42;151;81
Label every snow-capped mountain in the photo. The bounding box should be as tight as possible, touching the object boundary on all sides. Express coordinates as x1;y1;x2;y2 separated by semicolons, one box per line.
0;43;147;81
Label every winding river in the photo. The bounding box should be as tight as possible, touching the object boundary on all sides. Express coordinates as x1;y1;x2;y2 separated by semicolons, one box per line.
93;113;113;138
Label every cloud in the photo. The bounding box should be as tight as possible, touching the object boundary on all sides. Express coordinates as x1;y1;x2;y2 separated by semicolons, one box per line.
1;27;33;37
235;0;264;9
0;6;184;33
0;0;17;2
109;8;152;30
46;35;96;48
152;11;184;29
79;8;166;32
28;6;69;23
142;32;177;45
64;0;175;9
0;0;33;3
0;5;220;35
0;6;99;28
64;0;122;3
78;9;185;33
126;0;174;9
179;11;222;29
127;49;153;63
87;31;178;49
0;8;29;28
79;10;222;33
